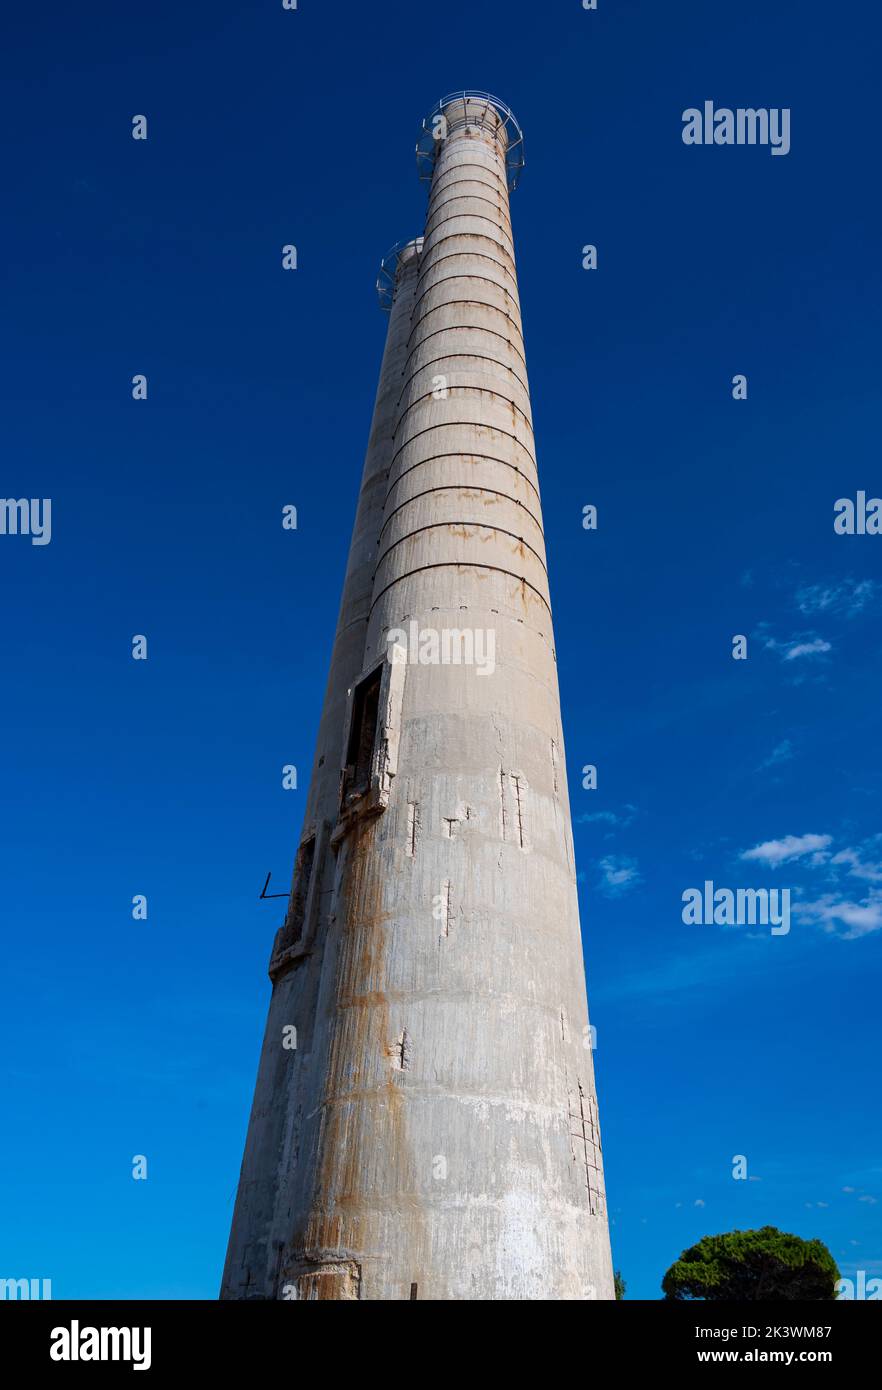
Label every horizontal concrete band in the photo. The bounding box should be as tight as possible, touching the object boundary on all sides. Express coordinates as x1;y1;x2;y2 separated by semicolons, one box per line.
396;377;532;430
407;298;523;358
416;249;520;301
330;863;583;979
412;268;521;321
378;471;546;547
427;178;510;219
375;561;552;633
402;320;529;382
314;1083;586;1125
402;346;527;408
419;230;517;277
432;141;509;183
379;481;544;543
380;458;541;522
384;451;543;514
429;155;509;190
431;162;510;197
422;228;514;276
391;439;541;517
413;281;522;342
418;240;518;285
386;467;540;551
389;412;538;476
430;150;510;212
321;994;588;1105
366;561;552;628
313;1089;588;1145
395;384;532;441
396;352;531;414
431;134;508;168
425;194;514;242
422;212;516;262
436;99;511;136
375;518;548;584
427;179;513;216
430;166;508;202
426;187;511;231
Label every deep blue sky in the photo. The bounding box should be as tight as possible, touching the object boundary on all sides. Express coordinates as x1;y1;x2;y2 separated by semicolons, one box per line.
2;0;880;1300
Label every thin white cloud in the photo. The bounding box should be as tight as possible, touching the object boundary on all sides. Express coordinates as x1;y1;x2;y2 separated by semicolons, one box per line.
796;579;877;617
758;739;794;772
831;847;882;884
735;835;882;937
741;833;832;868
763;632;832;662
597;855;641;897
794;891;882;940
783;638;832;661
577;805;637;828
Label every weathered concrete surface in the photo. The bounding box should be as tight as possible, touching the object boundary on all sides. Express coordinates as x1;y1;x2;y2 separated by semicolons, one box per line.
221;96;613;1301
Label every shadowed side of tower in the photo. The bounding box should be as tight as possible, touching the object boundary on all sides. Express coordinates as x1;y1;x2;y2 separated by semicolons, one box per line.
220;239;422;1299
221;94;613;1301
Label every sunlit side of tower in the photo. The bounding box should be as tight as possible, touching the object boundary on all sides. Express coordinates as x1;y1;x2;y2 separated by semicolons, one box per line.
222;93;613;1301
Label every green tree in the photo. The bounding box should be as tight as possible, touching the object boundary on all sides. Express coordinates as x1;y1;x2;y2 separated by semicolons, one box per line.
614;1269;626;1300
662;1226;840;1301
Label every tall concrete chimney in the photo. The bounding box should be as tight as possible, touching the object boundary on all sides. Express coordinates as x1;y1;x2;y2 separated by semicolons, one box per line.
222;92;613;1301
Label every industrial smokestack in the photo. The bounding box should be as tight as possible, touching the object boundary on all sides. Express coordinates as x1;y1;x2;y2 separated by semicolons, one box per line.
222;92;613;1301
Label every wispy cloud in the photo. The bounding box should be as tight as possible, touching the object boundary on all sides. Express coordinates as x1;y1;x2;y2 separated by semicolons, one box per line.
741;832;882;879
757;739;794;772
830;846;882;883
785;638;831;661
597;855;641;897
796;578;877;618
763;632;832;662
795;891;882;940
738;832;882;936
741;833;832;868
576;804;637;829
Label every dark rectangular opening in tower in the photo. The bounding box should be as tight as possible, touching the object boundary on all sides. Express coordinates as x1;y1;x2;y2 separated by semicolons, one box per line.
343;665;382;804
286;834;316;945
